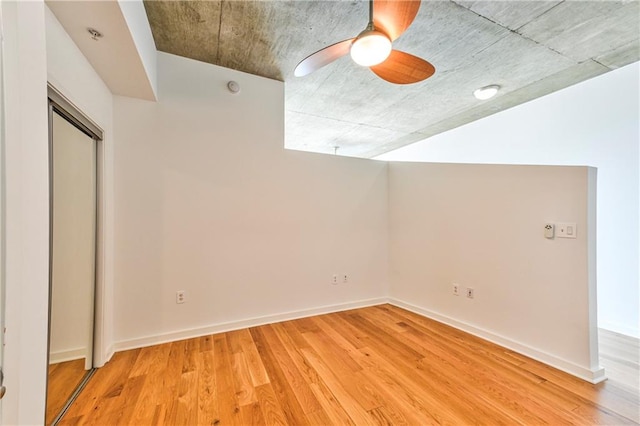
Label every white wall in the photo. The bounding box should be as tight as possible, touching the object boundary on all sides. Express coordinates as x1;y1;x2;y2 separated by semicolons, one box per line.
388;162;602;382
112;53;389;349
45;5;115;366
2;1;49;424
378;63;640;338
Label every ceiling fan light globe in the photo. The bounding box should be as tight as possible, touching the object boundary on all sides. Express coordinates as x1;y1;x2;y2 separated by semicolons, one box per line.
350;31;392;67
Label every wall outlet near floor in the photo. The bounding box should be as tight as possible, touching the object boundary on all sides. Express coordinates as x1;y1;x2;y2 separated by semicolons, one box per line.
452;283;460;296
332;274;338;285
342;274;349;284
176;290;186;304
466;288;474;299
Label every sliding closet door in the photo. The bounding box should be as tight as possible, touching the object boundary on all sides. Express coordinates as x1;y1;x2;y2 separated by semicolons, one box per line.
47;111;96;425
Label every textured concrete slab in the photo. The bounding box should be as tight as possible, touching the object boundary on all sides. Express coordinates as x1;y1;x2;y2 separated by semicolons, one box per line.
286;110;409;157
455;1;562;30
364;59;611;158
518;1;640;62
144;0;640;158
595;39;640;69
144;1;220;64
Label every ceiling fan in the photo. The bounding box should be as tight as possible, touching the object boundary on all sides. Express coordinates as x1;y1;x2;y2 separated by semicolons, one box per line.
294;0;435;84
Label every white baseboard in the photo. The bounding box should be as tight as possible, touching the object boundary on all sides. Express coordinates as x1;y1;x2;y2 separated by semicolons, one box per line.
112;297;388;353
94;344;115;368
105;344;115;363
49;347;87;365
389;298;606;384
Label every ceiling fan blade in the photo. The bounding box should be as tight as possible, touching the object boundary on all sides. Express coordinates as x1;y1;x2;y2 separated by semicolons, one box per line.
294;38;355;77
373;0;421;41
370;50;435;84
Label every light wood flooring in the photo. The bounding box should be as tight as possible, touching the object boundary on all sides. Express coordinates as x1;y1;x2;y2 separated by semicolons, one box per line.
59;304;639;425
47;358;87;425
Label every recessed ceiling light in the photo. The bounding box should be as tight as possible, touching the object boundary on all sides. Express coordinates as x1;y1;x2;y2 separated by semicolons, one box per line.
473;85;500;100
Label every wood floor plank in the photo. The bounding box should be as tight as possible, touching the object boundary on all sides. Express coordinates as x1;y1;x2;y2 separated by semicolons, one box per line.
307;381;355;426
341;311;424;361
314;313;369;349
271;322;353;425
212;334;244;425
240;401;266;425
396;320;573;424
196;348;219;426
259;325;321;415
61;348;141;421
236;328;271;387
249;327;311;426
254;383;287;426
299;347;378;426
267;323;334;424
378;308;608;424
356;341;493;425
301;325;362;376
126;344;174;425
231;352;258;406
199;334;214;353
172;370;198;425
95;373;147;425
300;330;385;413
383;305;547;384
226;329;245;355
182;336;200;374
59;304;640;425
158;341;187;425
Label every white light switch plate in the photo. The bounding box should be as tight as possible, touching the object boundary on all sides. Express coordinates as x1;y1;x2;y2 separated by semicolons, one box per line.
556;222;577;239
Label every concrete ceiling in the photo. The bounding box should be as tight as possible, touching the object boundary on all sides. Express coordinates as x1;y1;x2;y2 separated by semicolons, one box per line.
145;0;639;158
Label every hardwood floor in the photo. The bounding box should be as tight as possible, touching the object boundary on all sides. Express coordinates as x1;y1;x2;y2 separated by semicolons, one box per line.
47;358;87;425
60;305;639;425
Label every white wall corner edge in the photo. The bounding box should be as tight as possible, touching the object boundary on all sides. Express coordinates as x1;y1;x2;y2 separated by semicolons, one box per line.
111;297;389;354
116;0;158;100
388;298;607;384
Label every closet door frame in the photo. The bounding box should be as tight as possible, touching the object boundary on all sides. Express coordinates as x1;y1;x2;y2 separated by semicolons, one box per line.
46;85;103;425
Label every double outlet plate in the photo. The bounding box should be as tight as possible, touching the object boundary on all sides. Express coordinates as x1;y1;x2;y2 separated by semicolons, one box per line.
453;283;474;299
332;274;349;285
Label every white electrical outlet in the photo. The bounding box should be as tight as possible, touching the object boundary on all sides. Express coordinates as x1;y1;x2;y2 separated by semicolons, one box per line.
452;283;460;296
343;274;349;284
176;290;186;304
332;274;338;285
466;288;474;299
